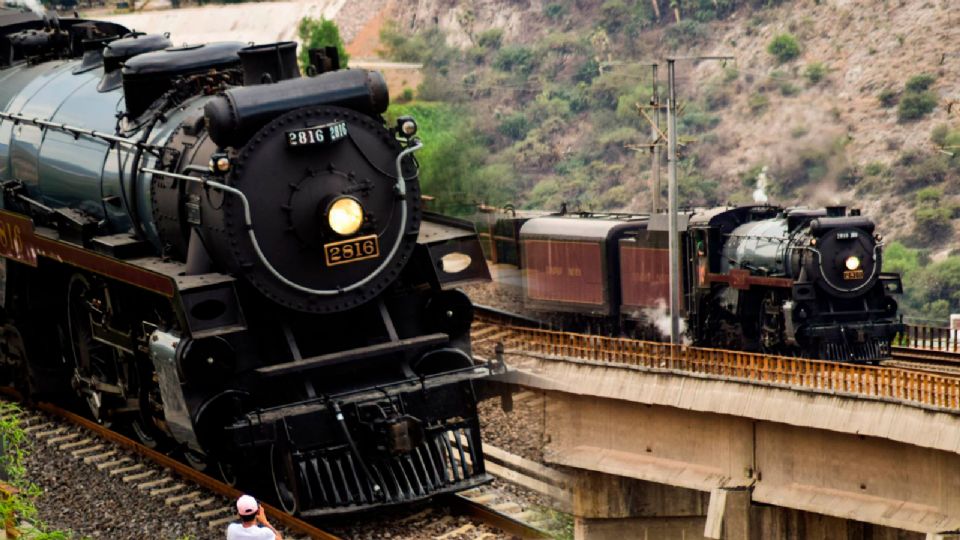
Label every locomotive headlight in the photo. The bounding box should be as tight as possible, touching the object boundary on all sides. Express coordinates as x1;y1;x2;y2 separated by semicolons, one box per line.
845;256;861;271
327;197;364;236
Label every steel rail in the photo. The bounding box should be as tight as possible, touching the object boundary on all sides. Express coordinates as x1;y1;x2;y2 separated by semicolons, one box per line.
891;346;960;364
446;494;552;539
473;304;549;329
3;389;553;539
29;401;344;540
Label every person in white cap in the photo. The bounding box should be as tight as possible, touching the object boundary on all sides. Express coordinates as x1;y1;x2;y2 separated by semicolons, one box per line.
226;494;283;540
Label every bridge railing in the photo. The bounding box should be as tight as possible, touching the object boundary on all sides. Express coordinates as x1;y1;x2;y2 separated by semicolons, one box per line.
899;325;959;352
502;326;960;411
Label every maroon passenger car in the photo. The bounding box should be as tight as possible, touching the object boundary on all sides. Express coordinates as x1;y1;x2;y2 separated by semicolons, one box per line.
520;215;647;320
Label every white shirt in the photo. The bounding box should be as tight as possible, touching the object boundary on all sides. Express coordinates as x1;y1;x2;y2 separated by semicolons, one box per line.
226;522;276;540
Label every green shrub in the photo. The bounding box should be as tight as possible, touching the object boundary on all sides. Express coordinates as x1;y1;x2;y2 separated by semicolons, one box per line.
664;20;709;49
574;58;600;83
894;150;950;191
931;124;951;147
767;33;801;63
914;207;953;242
864;162;886;176
493;45;538;74
722;65;739;83
790;125;809;138
497;112;532;140
679;103;720;133
465;46;487;65
906;73;936;93
297;16;349;71
804;62;826;84
379;23;457;68
748;93;770;115
544;2;567;19
898;91;938;121
399;87;414;103
600;0;630;33
740;164;763;188
779;80;800;96
477;28;503;49
688;0;739;22
916;187;942;205
878;89;899;108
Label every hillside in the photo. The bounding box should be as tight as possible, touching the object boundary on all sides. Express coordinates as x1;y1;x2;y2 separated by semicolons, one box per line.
374;0;960;322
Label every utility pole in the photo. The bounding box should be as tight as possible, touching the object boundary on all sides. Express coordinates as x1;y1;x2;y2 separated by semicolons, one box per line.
664;55;733;346
650;64;661;213
666;58;680;345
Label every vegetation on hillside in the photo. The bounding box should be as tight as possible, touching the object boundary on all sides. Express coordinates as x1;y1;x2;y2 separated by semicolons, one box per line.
297;16;350;71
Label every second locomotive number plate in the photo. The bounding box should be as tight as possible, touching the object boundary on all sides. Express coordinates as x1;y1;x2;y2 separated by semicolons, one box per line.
324;234;380;266
286;120;348;148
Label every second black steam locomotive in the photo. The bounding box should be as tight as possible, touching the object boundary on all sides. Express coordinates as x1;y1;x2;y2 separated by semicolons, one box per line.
0;8;494;516
478;205;903;362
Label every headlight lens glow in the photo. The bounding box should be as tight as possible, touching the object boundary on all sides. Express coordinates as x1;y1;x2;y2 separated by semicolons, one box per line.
845;256;861;271
328;197;364;236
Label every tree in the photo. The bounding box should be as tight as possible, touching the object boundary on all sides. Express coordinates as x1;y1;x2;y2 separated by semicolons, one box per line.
297;17;349;72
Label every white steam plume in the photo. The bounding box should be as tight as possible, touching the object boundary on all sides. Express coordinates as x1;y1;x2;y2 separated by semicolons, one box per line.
10;0;47;18
637;299;688;344
753;165;770;204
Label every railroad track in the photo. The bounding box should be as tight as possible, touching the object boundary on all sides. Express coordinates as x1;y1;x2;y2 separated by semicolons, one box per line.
476;304;960;371
474;304;547;329
2;394;558;539
6;399;340;539
891;346;960;364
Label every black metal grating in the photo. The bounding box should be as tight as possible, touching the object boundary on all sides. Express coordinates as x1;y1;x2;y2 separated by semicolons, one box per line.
819;339;890;362
296;424;486;514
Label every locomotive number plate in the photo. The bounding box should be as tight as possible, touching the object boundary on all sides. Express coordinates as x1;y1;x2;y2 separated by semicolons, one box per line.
324;234;380;267
286;121;348;148
843;269;864;280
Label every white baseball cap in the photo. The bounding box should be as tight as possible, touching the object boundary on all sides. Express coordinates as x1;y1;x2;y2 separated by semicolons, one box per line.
236;494;258;516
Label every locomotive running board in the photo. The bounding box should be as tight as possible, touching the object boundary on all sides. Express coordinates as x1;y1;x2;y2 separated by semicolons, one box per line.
254;333;449;377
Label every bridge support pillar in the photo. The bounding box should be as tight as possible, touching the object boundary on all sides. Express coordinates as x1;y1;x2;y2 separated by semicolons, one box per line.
572;470;710;540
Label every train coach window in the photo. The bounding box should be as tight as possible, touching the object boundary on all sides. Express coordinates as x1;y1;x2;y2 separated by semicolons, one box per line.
440;252;472;273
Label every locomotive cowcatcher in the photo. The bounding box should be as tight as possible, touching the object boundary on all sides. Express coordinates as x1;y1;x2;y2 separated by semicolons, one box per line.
0;8;496;515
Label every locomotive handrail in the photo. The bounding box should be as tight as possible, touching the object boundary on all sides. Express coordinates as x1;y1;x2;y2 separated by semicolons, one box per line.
0;111;163;155
141;140;422;297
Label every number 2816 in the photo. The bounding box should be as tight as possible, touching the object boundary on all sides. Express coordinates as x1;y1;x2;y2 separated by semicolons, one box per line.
324;235;380;266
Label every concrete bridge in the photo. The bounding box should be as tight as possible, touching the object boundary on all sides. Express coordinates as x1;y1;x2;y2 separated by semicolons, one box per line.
487;327;960;540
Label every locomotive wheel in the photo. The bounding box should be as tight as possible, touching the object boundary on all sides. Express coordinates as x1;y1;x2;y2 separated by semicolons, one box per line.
66;275;116;425
758;293;784;354
130;418;160;450
270;443;300;515
218;461;238;487
182;450;238;486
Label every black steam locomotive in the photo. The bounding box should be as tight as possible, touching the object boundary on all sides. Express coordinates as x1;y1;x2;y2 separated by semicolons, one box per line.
0;8;495;515
479;204;904;362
